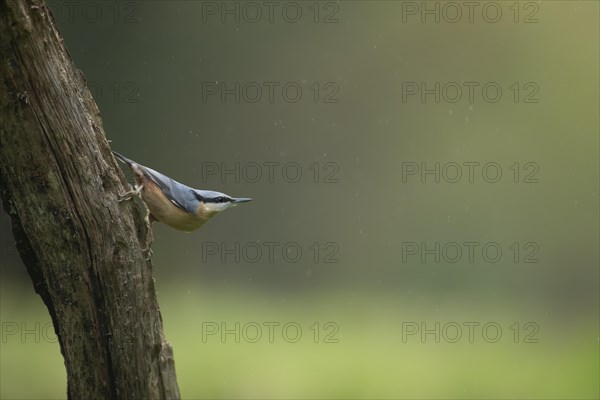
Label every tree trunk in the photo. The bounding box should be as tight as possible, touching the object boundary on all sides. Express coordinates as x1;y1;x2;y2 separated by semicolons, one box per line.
0;0;180;398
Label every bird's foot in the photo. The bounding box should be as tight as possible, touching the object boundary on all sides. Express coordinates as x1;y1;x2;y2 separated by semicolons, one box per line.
117;183;143;202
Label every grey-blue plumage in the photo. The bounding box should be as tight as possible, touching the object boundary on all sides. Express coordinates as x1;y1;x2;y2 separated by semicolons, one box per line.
112;151;251;232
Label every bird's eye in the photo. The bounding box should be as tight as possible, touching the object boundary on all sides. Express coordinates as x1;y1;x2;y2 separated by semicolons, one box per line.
216;197;226;203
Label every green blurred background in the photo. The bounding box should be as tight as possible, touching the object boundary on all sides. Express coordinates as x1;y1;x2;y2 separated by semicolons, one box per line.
1;1;598;398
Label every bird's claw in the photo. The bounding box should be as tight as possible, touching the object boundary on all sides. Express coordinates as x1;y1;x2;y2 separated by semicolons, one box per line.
117;184;143;203
117;192;134;202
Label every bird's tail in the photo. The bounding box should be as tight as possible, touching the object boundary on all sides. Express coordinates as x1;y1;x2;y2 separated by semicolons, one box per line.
112;151;136;166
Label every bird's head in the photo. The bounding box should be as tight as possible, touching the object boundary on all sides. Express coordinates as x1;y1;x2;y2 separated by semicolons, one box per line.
194;190;252;218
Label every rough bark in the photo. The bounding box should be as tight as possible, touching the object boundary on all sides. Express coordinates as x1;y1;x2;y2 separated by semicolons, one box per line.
0;0;180;398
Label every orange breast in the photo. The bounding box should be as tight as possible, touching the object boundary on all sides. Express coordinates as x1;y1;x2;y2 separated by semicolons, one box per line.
141;180;208;232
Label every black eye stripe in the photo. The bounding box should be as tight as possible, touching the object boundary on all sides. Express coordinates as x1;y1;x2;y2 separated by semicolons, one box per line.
203;196;229;203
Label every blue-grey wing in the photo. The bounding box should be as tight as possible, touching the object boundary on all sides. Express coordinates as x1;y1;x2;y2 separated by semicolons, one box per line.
140;166;198;214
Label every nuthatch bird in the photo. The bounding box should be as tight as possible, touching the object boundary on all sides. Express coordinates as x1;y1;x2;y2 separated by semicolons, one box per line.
113;151;252;236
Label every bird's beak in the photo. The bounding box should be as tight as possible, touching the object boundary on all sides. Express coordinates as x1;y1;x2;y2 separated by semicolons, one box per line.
232;197;252;203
